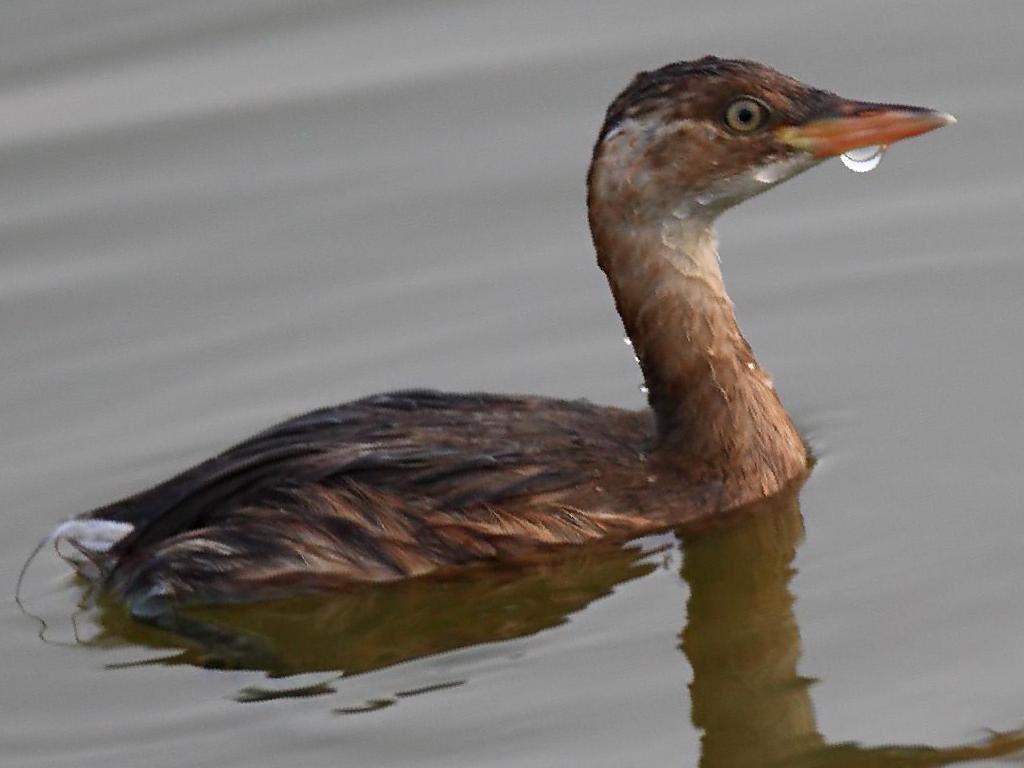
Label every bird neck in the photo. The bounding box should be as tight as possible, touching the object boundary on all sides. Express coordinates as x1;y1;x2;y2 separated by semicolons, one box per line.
589;204;806;503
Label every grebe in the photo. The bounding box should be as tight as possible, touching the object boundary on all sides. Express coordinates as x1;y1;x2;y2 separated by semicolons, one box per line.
43;57;953;616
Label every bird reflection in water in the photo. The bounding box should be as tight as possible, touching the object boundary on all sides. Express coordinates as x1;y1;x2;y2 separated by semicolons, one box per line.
84;493;1023;766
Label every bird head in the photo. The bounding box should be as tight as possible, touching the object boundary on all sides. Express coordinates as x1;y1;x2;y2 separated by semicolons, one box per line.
588;56;954;223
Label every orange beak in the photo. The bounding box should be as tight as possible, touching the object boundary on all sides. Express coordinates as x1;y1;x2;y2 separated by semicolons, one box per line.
776;102;956;158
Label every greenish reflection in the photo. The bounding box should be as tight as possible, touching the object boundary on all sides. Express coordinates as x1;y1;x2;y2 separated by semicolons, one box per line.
679;490;1023;766
90;490;1023;765
94;539;658;676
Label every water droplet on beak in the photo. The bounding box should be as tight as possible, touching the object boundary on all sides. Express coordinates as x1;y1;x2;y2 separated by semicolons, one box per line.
840;144;885;173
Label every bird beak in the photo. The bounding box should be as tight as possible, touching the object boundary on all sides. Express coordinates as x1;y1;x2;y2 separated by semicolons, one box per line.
776;101;956;158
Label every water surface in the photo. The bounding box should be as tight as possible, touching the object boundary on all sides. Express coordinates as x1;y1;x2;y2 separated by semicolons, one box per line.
4;2;1024;766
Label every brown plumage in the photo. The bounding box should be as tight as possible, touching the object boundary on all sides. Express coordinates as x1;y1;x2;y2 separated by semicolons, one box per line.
47;56;953;616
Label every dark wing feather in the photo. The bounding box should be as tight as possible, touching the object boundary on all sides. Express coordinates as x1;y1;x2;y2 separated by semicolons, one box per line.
92;391;654;604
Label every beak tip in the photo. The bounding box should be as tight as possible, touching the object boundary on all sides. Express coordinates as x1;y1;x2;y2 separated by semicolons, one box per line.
938;111;958;126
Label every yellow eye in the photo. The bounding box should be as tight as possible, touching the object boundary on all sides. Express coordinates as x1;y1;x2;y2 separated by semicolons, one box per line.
724;97;769;133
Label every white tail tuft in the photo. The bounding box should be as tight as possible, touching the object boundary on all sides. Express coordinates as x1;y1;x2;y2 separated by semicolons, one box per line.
49;518;135;555
17;518;136;611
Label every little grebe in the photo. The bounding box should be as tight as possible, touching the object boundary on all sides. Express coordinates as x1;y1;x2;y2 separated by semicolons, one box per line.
42;57;953;615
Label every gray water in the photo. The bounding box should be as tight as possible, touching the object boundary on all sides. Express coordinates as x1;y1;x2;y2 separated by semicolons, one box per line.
4;2;1024;766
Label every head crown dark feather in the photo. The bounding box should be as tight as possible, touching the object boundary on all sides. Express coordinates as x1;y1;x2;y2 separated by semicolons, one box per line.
597;56;756;143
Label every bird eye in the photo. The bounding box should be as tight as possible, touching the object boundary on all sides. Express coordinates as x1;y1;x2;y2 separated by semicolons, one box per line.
724;97;769;133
